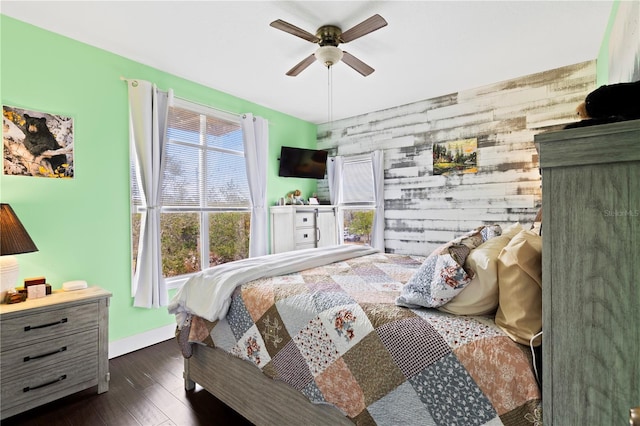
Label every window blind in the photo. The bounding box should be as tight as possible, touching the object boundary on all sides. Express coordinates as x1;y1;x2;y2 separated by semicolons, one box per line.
342;159;375;204
161;105;250;208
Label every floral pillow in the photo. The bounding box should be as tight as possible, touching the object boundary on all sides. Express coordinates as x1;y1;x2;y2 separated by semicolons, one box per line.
396;225;501;308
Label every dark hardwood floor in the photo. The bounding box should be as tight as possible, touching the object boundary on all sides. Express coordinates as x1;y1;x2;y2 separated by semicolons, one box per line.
2;339;254;426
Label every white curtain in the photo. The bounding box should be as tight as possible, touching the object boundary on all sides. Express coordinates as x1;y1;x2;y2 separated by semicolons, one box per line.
241;113;269;257
327;156;345;244
127;79;171;308
370;150;385;251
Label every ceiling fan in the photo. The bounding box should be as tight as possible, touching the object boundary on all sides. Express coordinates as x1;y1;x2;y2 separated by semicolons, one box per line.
270;14;388;77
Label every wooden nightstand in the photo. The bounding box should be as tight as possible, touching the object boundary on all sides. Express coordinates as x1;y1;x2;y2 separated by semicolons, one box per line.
0;286;111;420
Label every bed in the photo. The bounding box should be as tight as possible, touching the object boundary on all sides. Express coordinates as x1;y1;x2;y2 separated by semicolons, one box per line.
169;224;543;425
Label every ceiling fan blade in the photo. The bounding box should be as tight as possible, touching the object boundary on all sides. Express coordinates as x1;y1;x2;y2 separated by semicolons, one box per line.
340;14;388;43
270;19;319;43
286;54;317;76
341;51;375;76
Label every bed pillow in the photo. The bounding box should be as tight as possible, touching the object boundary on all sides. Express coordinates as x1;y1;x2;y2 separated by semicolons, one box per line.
494;229;542;346
396;225;500;308
439;223;523;315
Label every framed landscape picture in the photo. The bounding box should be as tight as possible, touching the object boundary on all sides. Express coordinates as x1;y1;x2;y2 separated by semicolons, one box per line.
433;138;477;176
2;105;74;178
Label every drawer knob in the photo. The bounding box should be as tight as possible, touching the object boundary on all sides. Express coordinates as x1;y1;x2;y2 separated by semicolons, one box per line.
23;375;67;393
24;346;67;362
24;318;68;332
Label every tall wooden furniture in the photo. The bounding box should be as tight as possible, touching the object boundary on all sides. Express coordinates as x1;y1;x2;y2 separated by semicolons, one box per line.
0;286;111;420
270;205;338;254
537;120;640;425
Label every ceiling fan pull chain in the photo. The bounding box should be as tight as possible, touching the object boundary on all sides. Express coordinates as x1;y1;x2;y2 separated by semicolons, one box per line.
327;66;333;124
327;67;333;124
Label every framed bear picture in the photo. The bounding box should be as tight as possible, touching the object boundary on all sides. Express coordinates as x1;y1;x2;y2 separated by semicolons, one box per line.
2;105;74;178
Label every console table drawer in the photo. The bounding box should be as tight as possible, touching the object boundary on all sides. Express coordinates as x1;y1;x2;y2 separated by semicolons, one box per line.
294;228;316;245
294;212;315;228
0;329;98;381
0;303;98;347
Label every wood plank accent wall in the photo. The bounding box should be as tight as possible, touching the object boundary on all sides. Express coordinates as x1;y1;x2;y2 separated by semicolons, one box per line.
317;61;596;255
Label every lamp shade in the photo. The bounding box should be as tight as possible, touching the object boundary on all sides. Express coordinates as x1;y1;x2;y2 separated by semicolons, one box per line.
1;203;38;256
315;46;343;67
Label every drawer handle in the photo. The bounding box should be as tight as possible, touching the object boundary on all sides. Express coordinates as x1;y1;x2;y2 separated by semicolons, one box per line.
23;375;67;393
24;346;67;362
24;318;68;332
302;217;308;222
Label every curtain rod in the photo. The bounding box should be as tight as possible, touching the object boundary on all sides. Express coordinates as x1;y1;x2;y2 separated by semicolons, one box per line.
120;76;241;120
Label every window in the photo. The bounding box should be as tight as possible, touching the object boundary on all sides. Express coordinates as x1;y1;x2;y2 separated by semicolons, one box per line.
339;156;376;246
131;99;251;286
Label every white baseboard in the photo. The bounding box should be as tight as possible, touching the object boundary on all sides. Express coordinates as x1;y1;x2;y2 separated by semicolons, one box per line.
108;323;176;359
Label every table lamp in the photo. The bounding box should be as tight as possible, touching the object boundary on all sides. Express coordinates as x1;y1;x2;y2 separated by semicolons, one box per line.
1;203;38;302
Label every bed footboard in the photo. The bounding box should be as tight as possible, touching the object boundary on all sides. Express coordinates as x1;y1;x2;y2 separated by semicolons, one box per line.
184;344;351;426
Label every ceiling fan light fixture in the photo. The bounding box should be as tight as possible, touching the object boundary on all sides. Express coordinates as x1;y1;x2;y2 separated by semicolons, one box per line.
315;46;343;67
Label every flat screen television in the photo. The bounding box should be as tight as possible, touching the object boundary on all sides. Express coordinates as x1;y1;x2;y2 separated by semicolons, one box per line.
278;146;328;179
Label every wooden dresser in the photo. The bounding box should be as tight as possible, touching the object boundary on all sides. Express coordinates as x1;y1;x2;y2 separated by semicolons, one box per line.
537;119;640;425
0;286;111;420
270;205;338;254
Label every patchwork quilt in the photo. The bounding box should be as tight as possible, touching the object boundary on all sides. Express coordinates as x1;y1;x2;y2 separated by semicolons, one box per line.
181;252;542;425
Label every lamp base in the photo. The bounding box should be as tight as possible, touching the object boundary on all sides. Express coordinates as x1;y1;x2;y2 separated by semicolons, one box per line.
0;255;19;303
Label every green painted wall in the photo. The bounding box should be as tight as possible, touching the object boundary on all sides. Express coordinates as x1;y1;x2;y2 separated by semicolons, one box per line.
0;16;317;341
596;0;621;85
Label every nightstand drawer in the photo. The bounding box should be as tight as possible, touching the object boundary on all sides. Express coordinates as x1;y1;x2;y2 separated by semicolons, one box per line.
0;302;98;347
295;212;314;228
0;354;98;411
0;329;98;381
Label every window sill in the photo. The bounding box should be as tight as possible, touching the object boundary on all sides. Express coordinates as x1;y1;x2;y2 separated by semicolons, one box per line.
166;275;191;290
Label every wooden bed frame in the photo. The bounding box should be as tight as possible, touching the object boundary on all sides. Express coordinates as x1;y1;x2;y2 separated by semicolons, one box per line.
178;209;552;425
184;343;352;425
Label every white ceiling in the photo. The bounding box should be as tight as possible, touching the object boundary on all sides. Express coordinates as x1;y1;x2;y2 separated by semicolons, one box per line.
2;1;613;124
